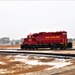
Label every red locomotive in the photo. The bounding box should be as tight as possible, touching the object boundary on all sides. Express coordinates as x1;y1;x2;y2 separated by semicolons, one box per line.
21;31;72;50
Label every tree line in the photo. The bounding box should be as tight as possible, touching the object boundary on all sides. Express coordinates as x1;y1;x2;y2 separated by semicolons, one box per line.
0;37;23;45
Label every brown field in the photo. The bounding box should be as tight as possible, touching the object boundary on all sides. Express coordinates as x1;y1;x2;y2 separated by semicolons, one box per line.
0;42;75;75
0;45;20;49
0;54;75;75
0;47;75;75
0;54;55;75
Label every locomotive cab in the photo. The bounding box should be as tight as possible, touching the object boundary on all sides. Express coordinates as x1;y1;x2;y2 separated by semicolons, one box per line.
21;33;37;50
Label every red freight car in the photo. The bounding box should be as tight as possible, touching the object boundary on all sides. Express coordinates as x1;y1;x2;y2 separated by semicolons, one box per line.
21;31;72;50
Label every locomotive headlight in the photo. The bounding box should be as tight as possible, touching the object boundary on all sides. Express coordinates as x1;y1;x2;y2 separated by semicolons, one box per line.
28;39;32;41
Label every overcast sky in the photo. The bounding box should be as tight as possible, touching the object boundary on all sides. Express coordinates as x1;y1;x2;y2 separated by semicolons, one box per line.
0;1;75;39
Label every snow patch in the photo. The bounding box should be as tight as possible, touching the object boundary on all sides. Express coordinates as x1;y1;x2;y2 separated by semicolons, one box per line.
26;58;71;69
10;58;28;63
0;62;6;65
0;69;7;74
14;54;29;58
26;60;39;65
73;46;75;48
10;54;30;63
4;54;72;71
38;57;48;59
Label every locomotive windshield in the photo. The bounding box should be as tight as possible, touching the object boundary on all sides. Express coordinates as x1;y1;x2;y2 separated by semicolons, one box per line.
27;33;33;38
28;36;32;38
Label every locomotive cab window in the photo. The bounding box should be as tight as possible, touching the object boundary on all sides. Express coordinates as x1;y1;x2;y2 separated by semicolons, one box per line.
28;35;34;38
28;36;32;38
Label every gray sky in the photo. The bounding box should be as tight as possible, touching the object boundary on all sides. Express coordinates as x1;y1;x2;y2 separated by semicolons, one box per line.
0;1;75;39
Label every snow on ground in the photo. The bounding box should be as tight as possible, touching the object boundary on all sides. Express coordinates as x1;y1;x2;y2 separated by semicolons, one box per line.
8;54;72;70
0;69;7;74
0;54;72;75
26;58;71;70
46;59;72;70
0;62;6;65
73;46;75;48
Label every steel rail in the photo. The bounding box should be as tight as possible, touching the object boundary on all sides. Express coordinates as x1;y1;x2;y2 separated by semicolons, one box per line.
0;50;75;59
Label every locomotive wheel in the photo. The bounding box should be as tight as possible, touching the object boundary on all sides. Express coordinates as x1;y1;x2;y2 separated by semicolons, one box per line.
50;47;54;50
50;44;54;50
32;48;34;50
35;48;38;50
63;47;66;50
55;47;57;50
21;46;25;50
60;47;63;50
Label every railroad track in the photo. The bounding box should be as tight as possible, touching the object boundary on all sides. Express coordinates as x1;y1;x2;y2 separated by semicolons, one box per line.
0;48;75;50
0;50;75;59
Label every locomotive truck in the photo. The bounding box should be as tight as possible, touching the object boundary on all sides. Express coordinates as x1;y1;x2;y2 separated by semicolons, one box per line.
21;31;72;50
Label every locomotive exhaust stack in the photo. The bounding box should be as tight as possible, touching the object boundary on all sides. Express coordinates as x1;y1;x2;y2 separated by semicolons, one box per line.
21;31;72;50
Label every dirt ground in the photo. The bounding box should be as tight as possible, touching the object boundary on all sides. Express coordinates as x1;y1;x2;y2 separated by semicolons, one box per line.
0;45;20;49
0;44;75;75
57;59;75;75
57;70;75;75
0;53;75;75
0;54;56;75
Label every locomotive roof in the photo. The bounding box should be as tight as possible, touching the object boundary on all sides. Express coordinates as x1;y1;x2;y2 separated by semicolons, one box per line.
33;31;67;35
27;31;67;37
